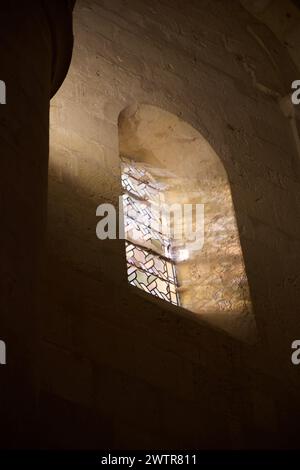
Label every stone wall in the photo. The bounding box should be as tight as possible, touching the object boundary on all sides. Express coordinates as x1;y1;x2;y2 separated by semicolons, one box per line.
45;0;300;448
241;0;300;73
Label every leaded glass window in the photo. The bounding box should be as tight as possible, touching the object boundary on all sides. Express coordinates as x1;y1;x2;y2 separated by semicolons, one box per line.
122;157;180;306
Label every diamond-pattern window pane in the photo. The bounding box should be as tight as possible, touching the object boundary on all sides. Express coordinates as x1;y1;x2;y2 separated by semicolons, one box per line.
127;264;179;305
126;245;179;305
121;161;157;185
122;159;180;307
123;194;162;233
121;172;160;202
126;242;176;283
123;194;171;256
124;216;171;258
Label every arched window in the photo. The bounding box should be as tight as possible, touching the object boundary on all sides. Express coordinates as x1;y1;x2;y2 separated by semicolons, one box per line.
119;104;256;341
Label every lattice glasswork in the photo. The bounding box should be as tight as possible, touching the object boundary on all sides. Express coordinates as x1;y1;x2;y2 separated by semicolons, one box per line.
126;242;176;282
123;194;162;233
122;160;154;181
121;172;161;202
123;194;171;256
122;158;180;306
126;243;179;305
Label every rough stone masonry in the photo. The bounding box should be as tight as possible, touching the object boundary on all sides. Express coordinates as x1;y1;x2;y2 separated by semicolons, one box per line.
42;0;300;448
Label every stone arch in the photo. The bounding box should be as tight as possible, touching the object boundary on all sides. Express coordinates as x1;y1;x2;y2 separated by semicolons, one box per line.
118;103;256;342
